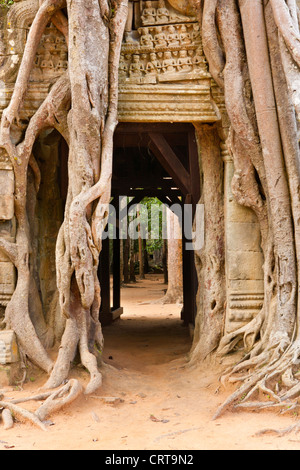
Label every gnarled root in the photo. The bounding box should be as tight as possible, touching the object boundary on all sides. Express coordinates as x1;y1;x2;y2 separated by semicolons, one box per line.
0;400;48;431
0;379;83;430
44;279;104;394
255;421;300;437
36;379;83;421
217;307;265;357
213;335;300;419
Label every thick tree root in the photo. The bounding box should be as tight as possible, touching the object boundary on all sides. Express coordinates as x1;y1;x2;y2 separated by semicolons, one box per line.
213;336;300;420
0;400;48;431
0;379;83;431
36;379;83;421
1;409;14;430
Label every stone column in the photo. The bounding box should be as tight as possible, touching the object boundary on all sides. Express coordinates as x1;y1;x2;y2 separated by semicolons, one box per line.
0;150;16;313
222;143;264;334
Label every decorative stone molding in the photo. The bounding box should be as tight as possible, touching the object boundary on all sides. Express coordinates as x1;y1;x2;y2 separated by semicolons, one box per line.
0;330;19;365
118;82;221;122
222;142;264;334
118;0;221;122
0;0;39;83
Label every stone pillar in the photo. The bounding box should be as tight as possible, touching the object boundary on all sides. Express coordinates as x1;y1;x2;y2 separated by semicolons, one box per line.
0;150;16;312
222;143;264;334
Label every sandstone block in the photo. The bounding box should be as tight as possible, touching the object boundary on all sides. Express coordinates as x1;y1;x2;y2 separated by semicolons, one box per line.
227;250;264;280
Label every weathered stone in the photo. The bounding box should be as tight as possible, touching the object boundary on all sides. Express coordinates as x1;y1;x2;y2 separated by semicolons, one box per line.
0;166;14;220
223;154;264;333
0;262;16;291
0;0;267;345
0;363;22;387
226;222;261;252
227;250;264;281
0;330;19;364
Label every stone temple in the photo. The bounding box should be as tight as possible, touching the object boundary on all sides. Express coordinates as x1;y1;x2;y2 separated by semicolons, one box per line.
0;0;264;363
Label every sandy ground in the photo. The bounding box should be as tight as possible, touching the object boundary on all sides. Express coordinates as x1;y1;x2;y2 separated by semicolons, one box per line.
1;274;300;450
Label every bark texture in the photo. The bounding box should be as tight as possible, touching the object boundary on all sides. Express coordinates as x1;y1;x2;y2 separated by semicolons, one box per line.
0;0;128;398
189;124;225;363
162;208;183;304
2;0;300;423
190;0;300;418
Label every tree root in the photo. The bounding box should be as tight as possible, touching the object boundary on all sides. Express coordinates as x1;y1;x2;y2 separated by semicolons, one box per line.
217;308;265;356
0;379;83;431
35;379;83;421
255;421;300;437
1;409;14;430
0;400;48;431
213;336;300;420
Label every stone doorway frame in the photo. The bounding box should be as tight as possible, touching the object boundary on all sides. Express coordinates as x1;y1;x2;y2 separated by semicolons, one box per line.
98;121;200;327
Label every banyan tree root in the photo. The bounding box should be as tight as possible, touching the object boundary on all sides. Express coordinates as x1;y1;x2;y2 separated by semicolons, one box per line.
0;0;128;397
187;0;300;419
0;401;48;431
255;421;300;437
43;0;129;393
35;379;83;421
212;337;300;419
1;408;14;430
0;379;83;431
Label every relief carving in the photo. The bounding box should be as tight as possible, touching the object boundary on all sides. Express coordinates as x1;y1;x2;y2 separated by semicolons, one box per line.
0;0;39;83
120;21;208;85
225;291;264;332
118;1;220;122
30;24;68;82
140;0;195;26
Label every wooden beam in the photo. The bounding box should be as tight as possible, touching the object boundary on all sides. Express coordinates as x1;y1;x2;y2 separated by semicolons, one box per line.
99;236;112;325
113;230;121;311
112;177;178;191
181;194;197;325
114;133;189;149
116;122;193;134
188;131;201;206
148;132;191;195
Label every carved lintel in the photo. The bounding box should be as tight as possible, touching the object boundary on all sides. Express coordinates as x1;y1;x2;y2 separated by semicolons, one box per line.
0;0;39;83
118;82;220;122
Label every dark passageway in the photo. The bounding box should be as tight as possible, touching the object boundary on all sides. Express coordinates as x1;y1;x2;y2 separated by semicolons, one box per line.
98;122;201;333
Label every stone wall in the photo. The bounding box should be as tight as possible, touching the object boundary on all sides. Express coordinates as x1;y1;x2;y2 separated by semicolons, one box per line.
222;147;264;334
0;0;265;338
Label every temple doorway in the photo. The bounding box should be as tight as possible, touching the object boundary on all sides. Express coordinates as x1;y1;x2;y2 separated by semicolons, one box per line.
98;122;201;349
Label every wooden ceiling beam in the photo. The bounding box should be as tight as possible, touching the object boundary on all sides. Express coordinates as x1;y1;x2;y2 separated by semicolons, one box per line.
148;132;191;195
115;122;194;134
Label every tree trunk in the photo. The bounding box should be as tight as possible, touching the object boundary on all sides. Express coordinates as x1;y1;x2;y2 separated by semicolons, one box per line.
189;0;300;418
0;0;128;396
161;208;183;304
138;207;145;280
189;124;225;363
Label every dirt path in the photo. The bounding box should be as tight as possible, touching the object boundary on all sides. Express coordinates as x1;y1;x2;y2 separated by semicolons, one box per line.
1;274;300;450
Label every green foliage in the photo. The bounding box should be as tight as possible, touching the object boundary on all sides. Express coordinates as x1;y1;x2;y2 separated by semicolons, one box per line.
0;0;14;8
142;197;164;254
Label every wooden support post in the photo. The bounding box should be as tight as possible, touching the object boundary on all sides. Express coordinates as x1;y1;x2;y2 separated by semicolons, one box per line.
181;194;197;325
112;222;123;321
99;236;112;325
188;130;201;207
148;132;191;195
113;229;121;310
